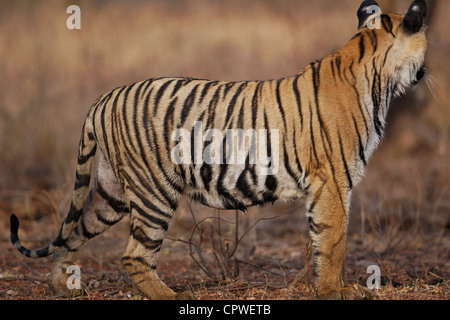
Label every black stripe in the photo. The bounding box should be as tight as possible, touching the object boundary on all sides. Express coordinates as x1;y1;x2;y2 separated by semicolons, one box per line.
140;78;156;99
237;98;245;129
308;103;318;163
77;144;97;165
381;15;395;38
132;226;163;251
368;29;378;53
200;163;212;192
216;139;247;211
324;144;346;211
95;90;115;112
350;32;362;41
330;59;336;83
265;175;278;192
283;148;302;189
263;110;272;160
236;170;261;204
382;44;393;67
80;216;100;239
189;165;197;188
92;89;115;148
205;85;221;130
170;79;184;98
292;76;303;129
121;256;156;269
65;202;84;224
251;82;263;129
346;60;357;87
121;83;141;155
335;55;343;81
322;145;346;214
372;60;383;136
364;64;371;87
109;86;128;170
134;216;160;232
216;141;229;197
199;81;217;104
163;97;178;156
115;84;138;163
74;172;91;190
133;86;150;158
338;134;353;190
128;81;150;151
352;114;367;167
99;88;120;162
130;201;169;231
275;79;287;129
307;177;326;214
87;132;95;141
96;181;130;213
153;79;174;116
180;84;199;127
350;85;370;145
311;61;332;152
308;217;320;234
95;209;124;226
224;82;246;128
34;247;50;257
359;34;365;63
190;110;206;166
308;217;330;235
292;126;303;175
222;82;235;100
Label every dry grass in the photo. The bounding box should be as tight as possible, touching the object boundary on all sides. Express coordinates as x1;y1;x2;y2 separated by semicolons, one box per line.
0;0;448;300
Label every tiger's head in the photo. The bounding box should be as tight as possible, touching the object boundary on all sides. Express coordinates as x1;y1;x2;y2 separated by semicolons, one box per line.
357;0;428;96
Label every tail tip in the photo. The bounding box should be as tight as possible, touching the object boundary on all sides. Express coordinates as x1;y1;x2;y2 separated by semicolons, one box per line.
10;213;19;235
9;213;51;258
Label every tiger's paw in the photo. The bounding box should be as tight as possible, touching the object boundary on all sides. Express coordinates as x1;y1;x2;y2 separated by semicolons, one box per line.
50;276;86;299
317;284;374;300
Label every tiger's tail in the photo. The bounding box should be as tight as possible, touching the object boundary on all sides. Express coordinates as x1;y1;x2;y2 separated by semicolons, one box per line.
10;112;97;258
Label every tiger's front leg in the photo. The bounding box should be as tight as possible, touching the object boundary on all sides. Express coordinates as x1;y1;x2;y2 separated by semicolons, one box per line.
306;172;372;300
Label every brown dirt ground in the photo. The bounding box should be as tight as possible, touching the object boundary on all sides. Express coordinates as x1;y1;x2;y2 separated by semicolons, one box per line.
1;202;448;300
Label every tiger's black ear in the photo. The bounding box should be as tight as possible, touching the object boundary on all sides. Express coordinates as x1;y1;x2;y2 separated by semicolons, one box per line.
403;0;427;33
357;0;381;30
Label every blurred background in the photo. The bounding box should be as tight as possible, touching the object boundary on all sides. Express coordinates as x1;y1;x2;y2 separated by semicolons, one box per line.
0;0;448;298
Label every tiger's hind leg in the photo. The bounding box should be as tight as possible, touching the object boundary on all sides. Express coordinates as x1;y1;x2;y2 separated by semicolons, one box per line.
51;155;129;297
306;172;373;300
121;190;193;300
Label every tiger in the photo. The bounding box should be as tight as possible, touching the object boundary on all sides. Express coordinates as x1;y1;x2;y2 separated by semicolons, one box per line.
10;0;428;300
